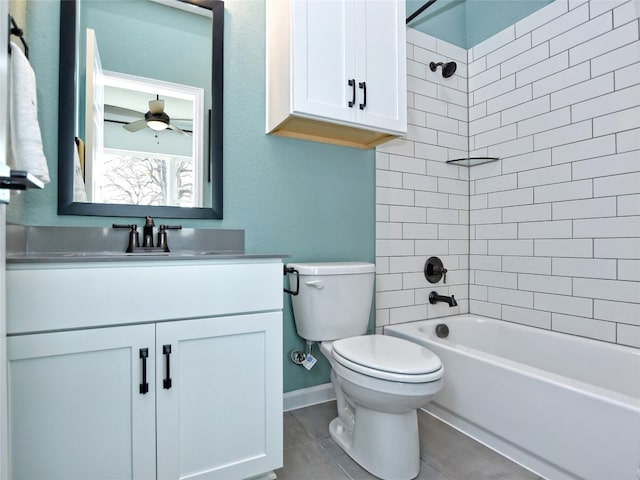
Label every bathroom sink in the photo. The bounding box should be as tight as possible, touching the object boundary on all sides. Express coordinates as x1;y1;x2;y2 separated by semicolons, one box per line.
41;250;231;258
6;250;241;262
7;225;248;262
31;251;133;258
179;250;232;255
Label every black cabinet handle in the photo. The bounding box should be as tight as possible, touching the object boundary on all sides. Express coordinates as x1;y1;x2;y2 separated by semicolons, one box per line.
163;344;172;389
139;348;149;395
348;79;355;107
359;81;367;110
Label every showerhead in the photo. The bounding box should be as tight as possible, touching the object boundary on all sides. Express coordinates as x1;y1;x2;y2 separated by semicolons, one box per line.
430;61;457;78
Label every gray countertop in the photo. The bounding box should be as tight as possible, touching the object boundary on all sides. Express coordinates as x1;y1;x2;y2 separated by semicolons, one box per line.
6;252;288;264
6;224;288;264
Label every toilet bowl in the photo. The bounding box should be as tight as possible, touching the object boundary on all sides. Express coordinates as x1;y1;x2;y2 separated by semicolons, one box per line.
287;262;444;480
320;336;443;480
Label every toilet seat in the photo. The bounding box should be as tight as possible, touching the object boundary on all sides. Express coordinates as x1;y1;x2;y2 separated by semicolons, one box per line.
331;335;443;383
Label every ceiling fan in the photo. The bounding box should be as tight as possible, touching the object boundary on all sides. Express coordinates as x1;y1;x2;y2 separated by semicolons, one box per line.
105;95;192;136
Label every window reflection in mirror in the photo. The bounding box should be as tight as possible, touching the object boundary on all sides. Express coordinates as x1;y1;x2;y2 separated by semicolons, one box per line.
78;68;205;208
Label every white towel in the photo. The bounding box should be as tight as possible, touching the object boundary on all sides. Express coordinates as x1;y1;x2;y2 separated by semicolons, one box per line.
73;140;87;202
8;41;49;184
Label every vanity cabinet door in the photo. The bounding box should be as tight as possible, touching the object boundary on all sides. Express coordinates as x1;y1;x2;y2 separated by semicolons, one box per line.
156;312;283;480
7;324;156;480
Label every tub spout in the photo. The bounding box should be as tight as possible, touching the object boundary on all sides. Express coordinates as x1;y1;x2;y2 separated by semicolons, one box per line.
429;291;457;307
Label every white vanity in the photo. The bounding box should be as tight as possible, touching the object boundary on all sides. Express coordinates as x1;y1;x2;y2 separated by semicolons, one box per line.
6;254;283;480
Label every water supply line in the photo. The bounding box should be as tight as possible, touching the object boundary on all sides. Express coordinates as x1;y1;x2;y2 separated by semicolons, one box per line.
290;340;315;365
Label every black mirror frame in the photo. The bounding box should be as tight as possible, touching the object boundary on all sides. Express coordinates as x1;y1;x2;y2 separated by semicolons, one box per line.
57;0;223;219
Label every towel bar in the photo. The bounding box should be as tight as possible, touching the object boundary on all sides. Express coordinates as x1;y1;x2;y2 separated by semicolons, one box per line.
8;15;28;59
0;170;44;191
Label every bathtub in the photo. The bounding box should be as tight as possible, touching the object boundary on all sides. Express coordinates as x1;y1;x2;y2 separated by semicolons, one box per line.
385;314;640;480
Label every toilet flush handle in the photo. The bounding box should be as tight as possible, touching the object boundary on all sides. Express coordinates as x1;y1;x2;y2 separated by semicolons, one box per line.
305;280;324;289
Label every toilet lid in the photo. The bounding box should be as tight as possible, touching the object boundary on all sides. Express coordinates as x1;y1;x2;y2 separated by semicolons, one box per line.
331;335;443;383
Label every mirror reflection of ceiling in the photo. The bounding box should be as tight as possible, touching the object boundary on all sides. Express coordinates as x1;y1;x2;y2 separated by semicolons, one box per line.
78;0;212;136
406;0;554;48
104;85;194;156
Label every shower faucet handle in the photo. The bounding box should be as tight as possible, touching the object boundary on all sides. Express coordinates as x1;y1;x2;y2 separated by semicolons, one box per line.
425;256;448;284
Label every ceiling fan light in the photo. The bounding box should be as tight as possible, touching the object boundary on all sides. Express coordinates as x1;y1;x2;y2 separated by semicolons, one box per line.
147;119;169;131
144;111;170;131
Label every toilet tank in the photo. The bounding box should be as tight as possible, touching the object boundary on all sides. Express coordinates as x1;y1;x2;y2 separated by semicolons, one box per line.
288;262;375;341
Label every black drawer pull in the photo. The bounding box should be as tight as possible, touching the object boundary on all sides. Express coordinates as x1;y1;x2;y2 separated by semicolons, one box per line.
359;81;367;110
348;79;355;107
163;344;172;389
139;348;149;395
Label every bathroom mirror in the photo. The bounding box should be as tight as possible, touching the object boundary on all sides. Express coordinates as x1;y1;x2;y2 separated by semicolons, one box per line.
58;0;223;219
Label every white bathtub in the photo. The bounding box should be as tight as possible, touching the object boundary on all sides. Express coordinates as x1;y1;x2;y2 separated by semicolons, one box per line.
385;314;640;480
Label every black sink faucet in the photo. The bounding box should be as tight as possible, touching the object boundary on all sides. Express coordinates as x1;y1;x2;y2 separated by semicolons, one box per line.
114;217;182;253
429;291;458;307
142;216;155;248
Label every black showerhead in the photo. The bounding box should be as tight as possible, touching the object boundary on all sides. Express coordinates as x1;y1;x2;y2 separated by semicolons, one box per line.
430;61;457;78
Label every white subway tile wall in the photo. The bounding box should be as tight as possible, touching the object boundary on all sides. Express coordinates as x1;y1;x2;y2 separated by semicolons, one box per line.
468;0;640;346
377;0;640;347
376;29;469;330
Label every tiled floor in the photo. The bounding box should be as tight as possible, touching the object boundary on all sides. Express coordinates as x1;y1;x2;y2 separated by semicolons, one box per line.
275;401;543;480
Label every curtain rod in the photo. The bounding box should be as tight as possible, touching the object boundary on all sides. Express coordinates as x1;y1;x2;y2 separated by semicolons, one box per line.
406;0;439;25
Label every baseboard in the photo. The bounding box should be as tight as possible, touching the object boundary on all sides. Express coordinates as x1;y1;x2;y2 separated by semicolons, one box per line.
283;383;335;412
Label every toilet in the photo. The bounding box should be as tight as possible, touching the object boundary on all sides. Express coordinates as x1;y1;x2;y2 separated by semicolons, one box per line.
288;262;443;480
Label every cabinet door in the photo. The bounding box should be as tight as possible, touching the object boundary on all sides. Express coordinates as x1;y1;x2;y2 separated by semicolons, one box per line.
292;0;357;122
355;0;407;132
8;324;156;480
156;312;283;480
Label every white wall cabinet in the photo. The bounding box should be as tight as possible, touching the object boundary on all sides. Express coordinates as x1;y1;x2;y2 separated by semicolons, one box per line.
266;0;406;149
6;259;283;480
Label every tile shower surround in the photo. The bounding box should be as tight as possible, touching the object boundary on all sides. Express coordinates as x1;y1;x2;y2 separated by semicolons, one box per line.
376;0;640;348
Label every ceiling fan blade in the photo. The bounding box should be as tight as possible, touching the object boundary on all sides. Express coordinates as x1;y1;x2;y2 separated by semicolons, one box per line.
105;104;144;118
171;119;193;130
168;123;191;137
123;119;148;132
149;99;165;114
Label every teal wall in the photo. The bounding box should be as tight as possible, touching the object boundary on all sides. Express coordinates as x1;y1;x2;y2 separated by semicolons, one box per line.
10;0;376;393
465;0;554;47
407;0;554;48
407;0;467;47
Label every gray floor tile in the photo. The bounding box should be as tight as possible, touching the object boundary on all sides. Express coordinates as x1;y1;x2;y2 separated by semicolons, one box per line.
283;411;313;446
278;401;540;480
289;401;337;440
275;449;351;480
414;461;451;480
281;438;330;470
317;436;378;480
418;411;539;480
